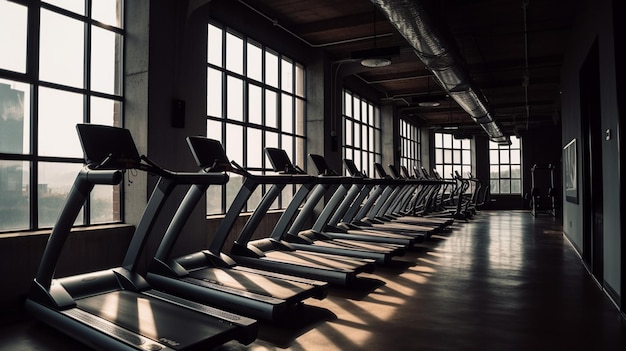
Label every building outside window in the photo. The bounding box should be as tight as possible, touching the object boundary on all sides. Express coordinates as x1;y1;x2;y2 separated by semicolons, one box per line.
433;132;472;180
342;90;381;178
489;136;522;194
399;119;420;176
206;22;306;214
0;0;124;232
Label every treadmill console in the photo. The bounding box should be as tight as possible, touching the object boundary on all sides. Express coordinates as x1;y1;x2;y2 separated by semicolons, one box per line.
76;124;141;169
186;136;232;172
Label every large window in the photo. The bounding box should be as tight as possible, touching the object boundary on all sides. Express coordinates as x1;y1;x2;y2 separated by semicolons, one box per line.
434;132;472;179
489;136;522;194
0;0;124;232
206;23;306;214
342;90;381;178
399;119;420;175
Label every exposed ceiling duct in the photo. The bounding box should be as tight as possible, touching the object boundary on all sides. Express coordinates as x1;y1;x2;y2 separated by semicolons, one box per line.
369;0;509;144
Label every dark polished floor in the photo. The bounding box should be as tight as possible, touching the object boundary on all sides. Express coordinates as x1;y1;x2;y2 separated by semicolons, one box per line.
1;211;624;350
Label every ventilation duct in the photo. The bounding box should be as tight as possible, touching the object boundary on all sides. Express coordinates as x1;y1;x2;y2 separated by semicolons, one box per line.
369;0;508;143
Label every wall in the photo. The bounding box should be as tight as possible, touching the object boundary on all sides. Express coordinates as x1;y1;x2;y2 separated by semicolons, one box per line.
560;0;621;301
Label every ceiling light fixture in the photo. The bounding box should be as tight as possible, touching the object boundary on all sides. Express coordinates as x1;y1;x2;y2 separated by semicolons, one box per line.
417;100;441;107
361;57;392;68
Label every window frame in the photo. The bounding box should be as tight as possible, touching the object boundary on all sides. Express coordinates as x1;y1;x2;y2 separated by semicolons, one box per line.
399;119;421;175
205;22;307;215
341;90;381;178
489;136;522;195
433;132;473;180
0;0;125;233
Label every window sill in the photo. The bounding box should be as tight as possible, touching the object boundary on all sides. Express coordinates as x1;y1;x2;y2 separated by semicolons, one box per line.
0;223;134;240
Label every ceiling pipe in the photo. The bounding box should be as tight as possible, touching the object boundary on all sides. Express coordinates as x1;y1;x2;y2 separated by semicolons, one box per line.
369;0;509;143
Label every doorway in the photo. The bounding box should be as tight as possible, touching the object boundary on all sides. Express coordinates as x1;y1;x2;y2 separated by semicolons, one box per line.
579;39;603;284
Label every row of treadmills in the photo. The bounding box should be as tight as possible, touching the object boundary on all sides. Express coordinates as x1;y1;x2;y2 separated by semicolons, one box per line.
25;124;480;350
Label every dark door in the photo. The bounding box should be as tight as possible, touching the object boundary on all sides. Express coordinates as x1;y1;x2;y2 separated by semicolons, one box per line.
579;39;603;283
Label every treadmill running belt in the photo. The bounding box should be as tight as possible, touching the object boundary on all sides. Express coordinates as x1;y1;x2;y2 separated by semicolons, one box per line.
262;251;368;271
188;267;314;301
77;290;238;349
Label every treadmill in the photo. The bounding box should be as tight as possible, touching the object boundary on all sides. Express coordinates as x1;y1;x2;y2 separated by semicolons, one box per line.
261;148;404;264
287;155;419;247
337;162;439;237
186;136;374;286
25;124;256;351
146;137;327;321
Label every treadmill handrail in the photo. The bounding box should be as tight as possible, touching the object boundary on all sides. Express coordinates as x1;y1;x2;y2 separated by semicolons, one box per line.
35;168;123;289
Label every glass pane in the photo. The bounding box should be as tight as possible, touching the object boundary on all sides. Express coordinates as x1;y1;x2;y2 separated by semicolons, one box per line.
353;96;360;121
207;24;223;67
265;90;277;128
92;0;122;28
281;58;293;93
500;165;510;178
343;91;352;116
443;149;452;163
434;133;442;148
295;64;305;97
295;98;305;136
499;150;510;163
40;9;84;88
38;87;83;158
0;1;27;73
225;32;243;75
353;123;360;148
361;101;368;123
362;124;368;150
281;94;293;133
462;150;471;165
206;184;223;214
489;150;499;164
0;79;30;154
452;137;461;149
281;186;293;209
511;150;521;164
207;68;222;117
247;128;262;168
490;165;499;178
462;166;471;177
248;84;262;125
510;136;520;149
225;124;243;163
90;184;120;224
500;179;511;193
265;131;278;149
226;76;243;121
281;135;293;161
462;139;471;149
511;165;521;178
91;97;120;126
91;26;121;95
453;150;461;164
490;179;499;194
225;174;242;210
442;133;452;148
38;162;84;228
295;136;305;167
247;41;262;82
435;149;442;164
206;119;222;142
443;165;453;179
45;0;84;14
345;120;352;145
265;51;279;87
0;160;29;231
374;108;380;128
511;179;521;194
247;186;263;212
